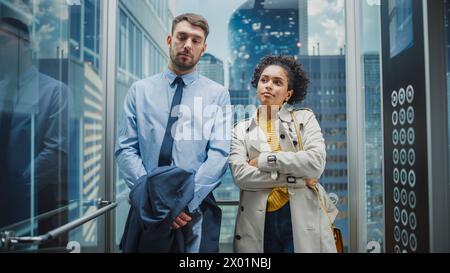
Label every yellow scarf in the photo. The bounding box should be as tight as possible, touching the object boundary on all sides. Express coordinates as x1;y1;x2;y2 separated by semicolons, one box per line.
258;114;289;212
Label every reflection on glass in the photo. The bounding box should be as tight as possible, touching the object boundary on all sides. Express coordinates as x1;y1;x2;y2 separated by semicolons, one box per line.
0;0;104;252
0;16;69;249
389;0;414;58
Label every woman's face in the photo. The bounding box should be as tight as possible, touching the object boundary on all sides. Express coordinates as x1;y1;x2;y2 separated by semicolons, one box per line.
257;65;293;107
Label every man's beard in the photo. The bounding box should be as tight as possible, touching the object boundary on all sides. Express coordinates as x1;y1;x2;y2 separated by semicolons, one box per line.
170;50;197;72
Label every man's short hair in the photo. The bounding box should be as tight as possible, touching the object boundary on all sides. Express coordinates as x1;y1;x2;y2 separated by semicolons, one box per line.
171;13;209;40
0;17;30;41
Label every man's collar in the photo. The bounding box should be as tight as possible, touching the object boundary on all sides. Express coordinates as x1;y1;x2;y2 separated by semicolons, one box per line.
165;69;199;86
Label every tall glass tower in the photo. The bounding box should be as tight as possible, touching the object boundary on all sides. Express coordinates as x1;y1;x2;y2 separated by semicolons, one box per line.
363;53;384;247
300;55;348;244
228;0;308;106
198;53;225;85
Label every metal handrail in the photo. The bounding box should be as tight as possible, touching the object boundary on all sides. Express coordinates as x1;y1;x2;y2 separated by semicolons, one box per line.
0;202;77;233
216;200;239;206
0;198;112;233
1;201;117;251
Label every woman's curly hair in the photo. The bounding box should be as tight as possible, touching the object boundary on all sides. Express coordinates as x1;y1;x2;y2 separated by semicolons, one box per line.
251;55;309;104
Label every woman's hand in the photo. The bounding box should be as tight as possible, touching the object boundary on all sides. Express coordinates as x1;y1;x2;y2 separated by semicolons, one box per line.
305;178;318;188
248;158;259;167
247;157;318;188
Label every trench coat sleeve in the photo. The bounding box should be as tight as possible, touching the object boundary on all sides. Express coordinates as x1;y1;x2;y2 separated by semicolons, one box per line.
229;124;305;191
258;111;326;179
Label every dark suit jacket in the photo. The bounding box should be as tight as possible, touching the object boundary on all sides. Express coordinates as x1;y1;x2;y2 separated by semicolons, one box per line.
120;165;221;253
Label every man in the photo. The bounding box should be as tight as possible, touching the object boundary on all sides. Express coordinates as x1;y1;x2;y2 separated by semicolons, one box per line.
0;17;69;247
115;13;231;253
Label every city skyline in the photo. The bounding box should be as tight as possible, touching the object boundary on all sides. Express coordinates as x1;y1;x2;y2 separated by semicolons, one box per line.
175;0;348;61
175;0;348;89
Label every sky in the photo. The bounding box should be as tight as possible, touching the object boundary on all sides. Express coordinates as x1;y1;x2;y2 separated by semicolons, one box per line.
307;0;345;55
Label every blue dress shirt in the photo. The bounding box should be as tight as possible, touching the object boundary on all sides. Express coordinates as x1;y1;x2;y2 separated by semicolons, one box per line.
115;69;231;251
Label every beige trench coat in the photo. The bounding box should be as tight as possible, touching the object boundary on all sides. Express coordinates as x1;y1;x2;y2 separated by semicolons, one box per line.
229;104;339;253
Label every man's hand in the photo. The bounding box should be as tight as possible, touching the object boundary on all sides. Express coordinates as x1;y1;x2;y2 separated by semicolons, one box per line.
248;158;258;167
305;178;318;188
171;211;192;230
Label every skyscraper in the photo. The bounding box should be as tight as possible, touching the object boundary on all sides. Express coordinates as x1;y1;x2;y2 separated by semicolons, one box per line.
298;0;309;56
300;55;348;246
363;53;384;247
228;0;308;106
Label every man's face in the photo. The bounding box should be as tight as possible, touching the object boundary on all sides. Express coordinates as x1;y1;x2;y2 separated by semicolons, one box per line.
167;21;207;72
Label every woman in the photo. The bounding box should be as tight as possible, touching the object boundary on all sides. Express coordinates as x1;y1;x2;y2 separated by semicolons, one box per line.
229;55;338;253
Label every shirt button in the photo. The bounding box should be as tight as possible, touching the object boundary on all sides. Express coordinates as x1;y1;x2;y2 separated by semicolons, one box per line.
280;134;285;139
293;140;298;146
235;235;242;240
246;128;250;133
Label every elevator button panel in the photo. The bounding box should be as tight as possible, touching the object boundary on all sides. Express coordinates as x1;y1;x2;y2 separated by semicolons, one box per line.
391;85;418;253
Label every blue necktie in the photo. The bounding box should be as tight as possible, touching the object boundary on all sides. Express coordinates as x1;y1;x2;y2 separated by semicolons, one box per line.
158;76;185;166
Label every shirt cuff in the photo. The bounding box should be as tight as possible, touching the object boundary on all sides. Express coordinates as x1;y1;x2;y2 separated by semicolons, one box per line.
258;152;279;172
187;193;202;213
